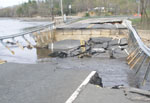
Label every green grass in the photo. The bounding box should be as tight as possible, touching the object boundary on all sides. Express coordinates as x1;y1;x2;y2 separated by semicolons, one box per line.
130;18;141;24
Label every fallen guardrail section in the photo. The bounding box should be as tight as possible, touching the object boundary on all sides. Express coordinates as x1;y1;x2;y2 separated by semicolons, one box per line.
124;20;150;85
0;22;55;55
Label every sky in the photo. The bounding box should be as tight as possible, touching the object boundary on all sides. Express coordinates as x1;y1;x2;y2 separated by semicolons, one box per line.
0;0;29;8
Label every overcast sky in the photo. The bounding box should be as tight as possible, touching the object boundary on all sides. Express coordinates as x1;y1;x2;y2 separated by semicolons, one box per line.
0;0;29;8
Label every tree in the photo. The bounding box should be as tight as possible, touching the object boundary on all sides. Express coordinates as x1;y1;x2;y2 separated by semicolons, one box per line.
140;0;149;22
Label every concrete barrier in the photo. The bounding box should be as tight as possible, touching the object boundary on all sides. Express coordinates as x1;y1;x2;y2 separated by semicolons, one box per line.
54;28;127;42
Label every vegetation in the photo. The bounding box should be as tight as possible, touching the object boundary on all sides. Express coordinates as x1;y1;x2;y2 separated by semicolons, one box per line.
0;0;150;18
131;18;141;24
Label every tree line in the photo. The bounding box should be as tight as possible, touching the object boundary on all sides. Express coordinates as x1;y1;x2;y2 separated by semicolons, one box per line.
0;0;150;17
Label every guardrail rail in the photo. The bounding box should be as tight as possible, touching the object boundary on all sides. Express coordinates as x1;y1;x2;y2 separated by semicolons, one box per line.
124;20;150;85
0;22;55;54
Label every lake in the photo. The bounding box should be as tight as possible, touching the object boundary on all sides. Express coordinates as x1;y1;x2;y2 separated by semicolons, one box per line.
0;18;51;63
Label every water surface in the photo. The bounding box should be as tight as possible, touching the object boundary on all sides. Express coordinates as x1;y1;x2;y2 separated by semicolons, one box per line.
0;18;51;63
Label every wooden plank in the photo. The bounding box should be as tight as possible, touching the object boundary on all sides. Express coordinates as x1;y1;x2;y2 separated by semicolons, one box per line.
0;60;7;64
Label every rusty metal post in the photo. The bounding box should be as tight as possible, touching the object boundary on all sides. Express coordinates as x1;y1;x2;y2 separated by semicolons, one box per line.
142;61;150;85
135;55;147;75
12;38;24;50
0;40;15;55
22;35;34;48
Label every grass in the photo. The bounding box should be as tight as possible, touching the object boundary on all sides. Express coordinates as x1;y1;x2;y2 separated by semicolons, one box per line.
130;17;150;30
130;18;141;24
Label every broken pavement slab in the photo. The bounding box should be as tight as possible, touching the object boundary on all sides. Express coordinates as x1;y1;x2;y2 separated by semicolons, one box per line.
73;84;150;103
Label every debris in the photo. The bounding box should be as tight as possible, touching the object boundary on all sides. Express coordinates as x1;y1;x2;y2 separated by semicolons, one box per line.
49;51;68;58
108;48;116;59
93;44;103;48
109;39;119;46
27;45;33;49
6;41;16;45
89;37;112;44
48;37;128;58
102;42;109;49
111;85;124;89
91;48;105;53
120;38;128;46
90;72;103;87
0;60;7;64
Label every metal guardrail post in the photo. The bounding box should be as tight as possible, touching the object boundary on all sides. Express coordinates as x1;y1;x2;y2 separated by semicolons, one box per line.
135;55;147;74
0;40;15;55
12;38;24;50
0;22;55;54
143;61;150;85
22;35;34;48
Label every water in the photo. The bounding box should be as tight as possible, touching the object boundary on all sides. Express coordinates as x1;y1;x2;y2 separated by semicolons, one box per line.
0;18;51;63
0;18;50;36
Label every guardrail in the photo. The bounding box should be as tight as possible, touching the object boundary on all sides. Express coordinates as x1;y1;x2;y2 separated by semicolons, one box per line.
0;22;55;55
124;20;150;85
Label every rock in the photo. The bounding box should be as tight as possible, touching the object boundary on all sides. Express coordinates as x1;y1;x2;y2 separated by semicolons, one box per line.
49;51;68;58
120;45;128;50
109;39;119;46
6;41;16;45
48;51;60;57
120;38;128;46
108;48;116;59
58;51;68;58
112;85;124;89
90;72;103;87
91;48;105;53
102;42;109;49
90;37;112;44
69;50;80;57
93;44;103;48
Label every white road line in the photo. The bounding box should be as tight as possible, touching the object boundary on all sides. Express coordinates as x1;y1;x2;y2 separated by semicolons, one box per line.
65;71;97;103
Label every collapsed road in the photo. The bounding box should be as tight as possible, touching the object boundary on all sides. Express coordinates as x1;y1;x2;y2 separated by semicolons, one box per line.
0;18;150;103
48;37;128;58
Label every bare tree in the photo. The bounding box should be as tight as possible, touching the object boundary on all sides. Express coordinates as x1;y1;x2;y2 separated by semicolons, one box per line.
140;0;149;22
